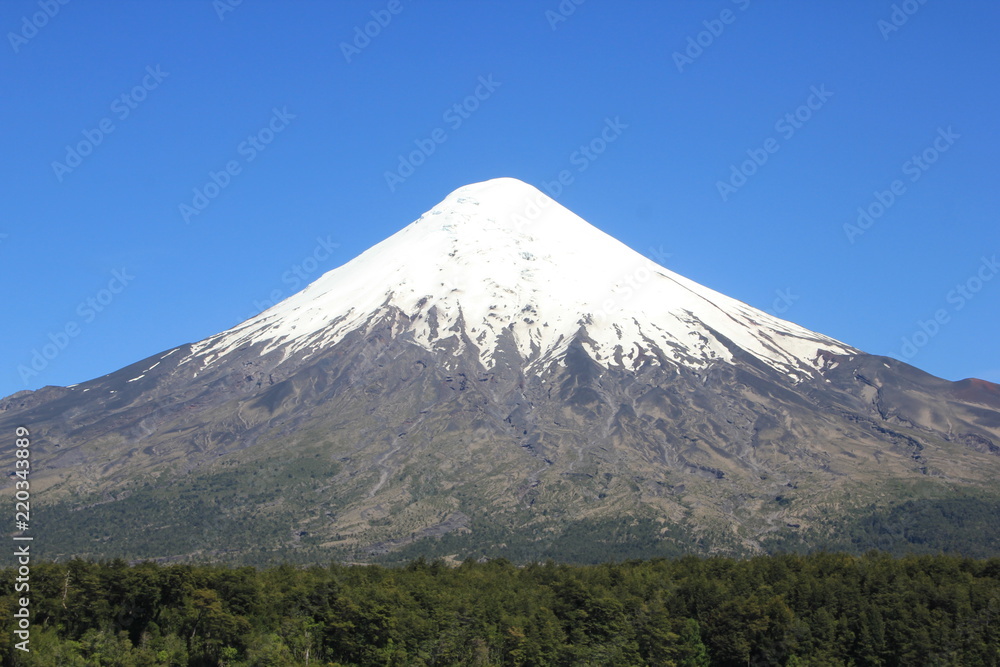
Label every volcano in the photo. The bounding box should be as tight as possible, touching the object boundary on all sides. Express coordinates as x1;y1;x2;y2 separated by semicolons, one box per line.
3;178;999;564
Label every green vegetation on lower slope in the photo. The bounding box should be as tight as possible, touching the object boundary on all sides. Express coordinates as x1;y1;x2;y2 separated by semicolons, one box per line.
2;553;999;666
376;514;724;566
27;444;1000;567
33;456;343;563
765;492;1000;559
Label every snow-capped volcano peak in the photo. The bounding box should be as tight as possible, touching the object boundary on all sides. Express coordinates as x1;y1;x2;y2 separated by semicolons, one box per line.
187;177;856;378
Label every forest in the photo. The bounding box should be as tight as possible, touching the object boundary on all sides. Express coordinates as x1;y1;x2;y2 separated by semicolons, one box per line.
2;552;999;666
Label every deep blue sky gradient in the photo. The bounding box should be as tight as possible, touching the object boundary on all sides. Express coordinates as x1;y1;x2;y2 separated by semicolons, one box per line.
2;0;998;398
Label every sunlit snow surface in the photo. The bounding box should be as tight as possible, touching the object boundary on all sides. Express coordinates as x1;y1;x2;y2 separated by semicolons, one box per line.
184;178;856;379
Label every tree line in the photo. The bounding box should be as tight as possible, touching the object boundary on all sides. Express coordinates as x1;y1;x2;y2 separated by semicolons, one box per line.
1;551;999;665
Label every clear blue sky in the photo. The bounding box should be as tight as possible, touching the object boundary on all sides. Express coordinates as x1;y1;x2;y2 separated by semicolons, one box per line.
2;1;998;398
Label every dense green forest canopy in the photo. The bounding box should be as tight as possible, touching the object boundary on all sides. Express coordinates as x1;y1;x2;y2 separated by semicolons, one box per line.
2;552;999;666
